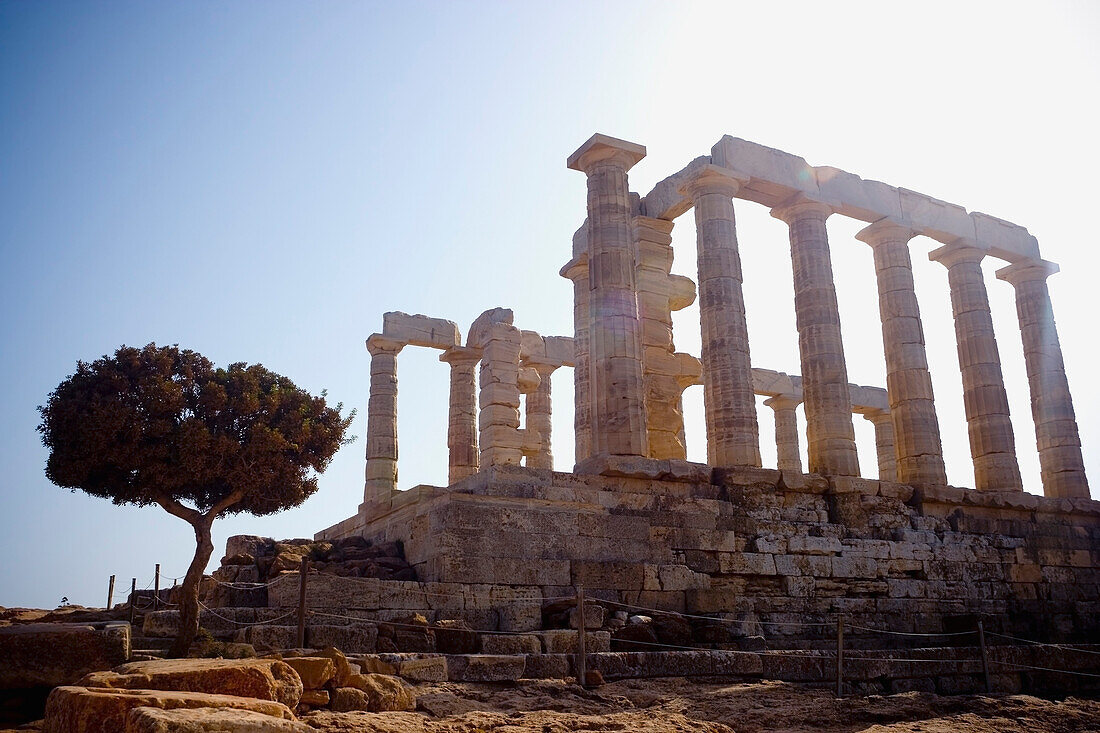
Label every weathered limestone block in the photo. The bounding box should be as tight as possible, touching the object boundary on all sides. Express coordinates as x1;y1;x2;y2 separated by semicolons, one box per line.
126;705;311;732
538;630;611;654
331;673;414;712
381;311;459;349
446;654;526;682
306;624;377;654
390;656;447;682
43;686;295;733
0;622;130;689
470;310;524;467
480;634;541;655
281;657;334;691
81;658;302;710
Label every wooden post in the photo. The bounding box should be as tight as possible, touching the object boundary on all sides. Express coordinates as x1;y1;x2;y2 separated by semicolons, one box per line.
128;578;136;627
106;575;115;611
576;585;587;688
153;564;161;612
835;615;844;698
296;557;308;649
978;619;991;693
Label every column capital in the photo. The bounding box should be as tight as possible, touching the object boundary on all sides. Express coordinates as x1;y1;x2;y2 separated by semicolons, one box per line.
678;163;751;201
855;218;919;247
439;345;481;366
859;408;891;426
927;238;988;268
995;258;1060;288
559;253;589;282
366;334;405;356
764;394;802;411
567;133;646;174
769;194;833;224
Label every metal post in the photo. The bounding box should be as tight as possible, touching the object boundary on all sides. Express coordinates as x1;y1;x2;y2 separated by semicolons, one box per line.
153;564;161;612
576;585;587;688
835;615;844;698
978;619;991;693
106;575;115;610
128;578;136;627
296;557;308;649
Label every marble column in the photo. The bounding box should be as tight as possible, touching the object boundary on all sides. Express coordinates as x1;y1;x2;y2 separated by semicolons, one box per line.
364;334;404;504
856;220;946;488
862;409;898;482
682;165;761;467
771;198;859;476
560;253;591;463
996;259;1089;498
763;394;802;473
928;242;1023;491
568;134;649;457
525;363;557;469
634;215;695;460
478;322;523;468
439;346;480;484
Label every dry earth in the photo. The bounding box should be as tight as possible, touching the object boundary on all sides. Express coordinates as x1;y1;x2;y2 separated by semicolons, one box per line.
302;678;1100;732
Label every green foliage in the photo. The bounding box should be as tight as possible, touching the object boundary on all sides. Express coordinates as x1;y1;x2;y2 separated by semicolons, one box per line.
37;343;354;517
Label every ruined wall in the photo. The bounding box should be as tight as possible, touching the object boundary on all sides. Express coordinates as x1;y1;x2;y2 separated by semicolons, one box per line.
318;465;1100;646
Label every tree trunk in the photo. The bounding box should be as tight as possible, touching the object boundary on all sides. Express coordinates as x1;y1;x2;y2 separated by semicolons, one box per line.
167;518;214;658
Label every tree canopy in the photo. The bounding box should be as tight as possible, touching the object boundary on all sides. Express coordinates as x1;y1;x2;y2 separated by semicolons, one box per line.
38;343;353;656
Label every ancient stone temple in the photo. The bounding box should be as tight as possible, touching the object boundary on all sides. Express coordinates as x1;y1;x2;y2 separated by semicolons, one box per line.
317;133;1099;643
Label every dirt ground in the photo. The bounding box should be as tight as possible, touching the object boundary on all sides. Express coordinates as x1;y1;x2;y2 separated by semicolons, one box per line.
303;677;1100;733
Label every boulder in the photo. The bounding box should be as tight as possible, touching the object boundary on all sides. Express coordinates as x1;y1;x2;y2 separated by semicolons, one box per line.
299;689;330;708
653;614;693;647
612;623;659;651
80;658;302;709
345;674;415;711
0;622;130;689
314;647;354;687
125;705;311;732
280;657;334;691
42;686;293;733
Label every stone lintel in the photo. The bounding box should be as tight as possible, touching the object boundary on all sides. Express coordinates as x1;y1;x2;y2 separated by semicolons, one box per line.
567;133;646;173
382;311;460;350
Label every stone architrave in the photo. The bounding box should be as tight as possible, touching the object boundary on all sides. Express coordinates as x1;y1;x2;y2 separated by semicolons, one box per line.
996;260;1089;498
439;346;481;484
856;220;946;488
681;165;762;468
633;215;697;460
861;409;898;482
469;310;524;468
929;242;1023;492
771;197;859;476
364;334;404;504
568;134;649;458
763;394;802;473
560;250;591;464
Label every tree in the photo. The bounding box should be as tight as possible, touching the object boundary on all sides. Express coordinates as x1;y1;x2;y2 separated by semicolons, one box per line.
38;343;353;657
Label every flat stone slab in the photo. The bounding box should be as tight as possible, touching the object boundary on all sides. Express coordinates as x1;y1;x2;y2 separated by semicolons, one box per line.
589;650;763;679
126;705;311;732
445;654;526;682
0;622;130;689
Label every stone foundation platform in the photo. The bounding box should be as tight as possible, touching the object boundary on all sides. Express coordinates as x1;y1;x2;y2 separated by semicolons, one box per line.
316;461;1100;644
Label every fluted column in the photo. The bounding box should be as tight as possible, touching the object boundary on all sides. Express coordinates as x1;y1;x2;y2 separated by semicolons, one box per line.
364;334;404;504
771;198;859;476
862;409;897;482
996;260;1089;498
568;135;649;457
560;254;591;463
525;363;557;469
856;220;946;487
440;346;480;484
682;165;761;467
929;242;1023;491
763;394;802;473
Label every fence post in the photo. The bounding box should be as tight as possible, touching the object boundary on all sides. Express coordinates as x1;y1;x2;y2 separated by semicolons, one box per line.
106;575;115;611
576;584;587;688
835;615;844;698
296;557;308;649
978;619;991;693
153;564;161;612
128;578;136;627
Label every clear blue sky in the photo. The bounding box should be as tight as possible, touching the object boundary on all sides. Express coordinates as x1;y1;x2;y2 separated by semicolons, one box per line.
2;1;1097;609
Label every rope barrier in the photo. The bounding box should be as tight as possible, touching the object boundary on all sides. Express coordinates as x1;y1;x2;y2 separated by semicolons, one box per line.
847;624;977;638
197;602;297;627
307;609;551;637
989;659;1100;678
985;631;1100;655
